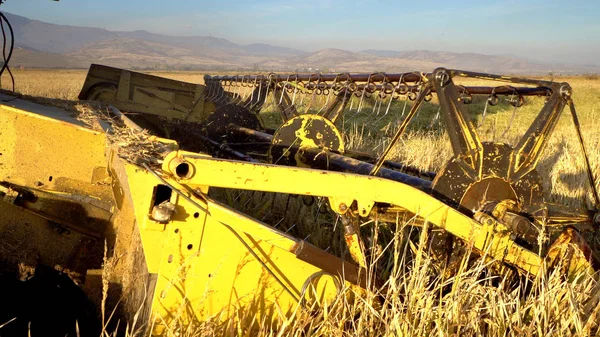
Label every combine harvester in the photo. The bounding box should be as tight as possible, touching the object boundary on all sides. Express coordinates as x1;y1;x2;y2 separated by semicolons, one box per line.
1;63;600;335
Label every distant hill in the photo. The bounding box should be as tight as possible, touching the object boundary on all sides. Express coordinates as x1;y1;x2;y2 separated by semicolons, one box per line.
67;37;237;69
360;49;599;74
360;50;402;58
3;12;599;74
7;13;115;54
9;46;87;68
291;49;373;67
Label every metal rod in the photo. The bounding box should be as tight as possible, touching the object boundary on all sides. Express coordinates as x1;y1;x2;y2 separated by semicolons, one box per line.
199;135;260;163
221;222;301;304
106;105;143;131
205;71;553;97
344;149;436;180
206;72;423;84
227;124;432;191
370;84;432;176
568;99;600;208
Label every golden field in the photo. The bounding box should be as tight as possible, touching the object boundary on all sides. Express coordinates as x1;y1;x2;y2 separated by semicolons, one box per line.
2;68;600;336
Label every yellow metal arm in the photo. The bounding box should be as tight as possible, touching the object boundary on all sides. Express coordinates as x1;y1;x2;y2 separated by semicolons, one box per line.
161;151;550;277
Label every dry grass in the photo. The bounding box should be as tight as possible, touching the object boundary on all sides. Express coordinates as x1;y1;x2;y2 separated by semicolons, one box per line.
2;69;600;336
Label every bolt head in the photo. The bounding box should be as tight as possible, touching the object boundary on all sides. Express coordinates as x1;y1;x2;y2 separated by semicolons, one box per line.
435;69;450;85
559;84;572;97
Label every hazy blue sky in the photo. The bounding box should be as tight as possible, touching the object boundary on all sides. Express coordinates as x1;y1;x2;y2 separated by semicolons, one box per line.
2;0;599;65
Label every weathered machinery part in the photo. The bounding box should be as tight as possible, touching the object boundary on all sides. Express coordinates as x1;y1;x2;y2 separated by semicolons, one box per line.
205;104;262;140
421;68;578;278
205;71;554;127
432;142;544;213
82;82;118;104
80;64;216;123
0;181;112;240
268;114;344;167
478;200;541;244
200;135;260;163
545;227;600;275
343;149;436;180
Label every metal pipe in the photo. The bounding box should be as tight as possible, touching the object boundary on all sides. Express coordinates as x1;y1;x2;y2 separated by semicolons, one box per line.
206;79;550;97
205;71;553;97
206;72;423;84
227;124;432;192
199;135;260;163
343;149;436;180
305;149;432;191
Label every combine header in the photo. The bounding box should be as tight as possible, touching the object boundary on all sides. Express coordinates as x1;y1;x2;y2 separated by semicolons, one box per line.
1;64;599;335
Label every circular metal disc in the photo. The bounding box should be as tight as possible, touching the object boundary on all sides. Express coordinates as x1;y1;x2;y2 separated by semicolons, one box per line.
460;177;518;212
432;142;544;212
268;114;344;166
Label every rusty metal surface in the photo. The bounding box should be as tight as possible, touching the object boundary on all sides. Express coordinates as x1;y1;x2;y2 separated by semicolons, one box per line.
79;64;216;123
432;142;543;212
268;115;344;166
431;68;483;176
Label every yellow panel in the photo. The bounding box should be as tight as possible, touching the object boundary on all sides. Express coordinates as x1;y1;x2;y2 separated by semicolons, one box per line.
0;104;107;189
109;158;347;330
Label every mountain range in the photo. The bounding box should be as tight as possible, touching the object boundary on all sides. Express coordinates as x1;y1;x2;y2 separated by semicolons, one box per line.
4;12;598;74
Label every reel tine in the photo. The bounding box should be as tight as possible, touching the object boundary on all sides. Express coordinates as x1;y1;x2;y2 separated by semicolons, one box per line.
239;75;250;103
278;75;290;106
348;81;356;111
478;90;491;128
243;77;257;108
296;85;307;115
217;82;228;105
372;93;380;116
290;74;298;106
238;76;247;104
373;92;394;125
345;101;364;123
316;77;334;115
233;75;242;102
373;75;403;125
499;89;519;141
397;91;409;118
346;85;372;123
207;79;219;103
428;106;441;129
250;77;263;110
273;194;292;229
357;73;373;113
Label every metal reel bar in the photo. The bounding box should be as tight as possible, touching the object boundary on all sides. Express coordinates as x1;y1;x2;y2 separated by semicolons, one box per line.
204;73;551;103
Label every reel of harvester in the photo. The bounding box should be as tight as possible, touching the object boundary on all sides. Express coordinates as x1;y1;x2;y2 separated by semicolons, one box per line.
198;68;600;280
